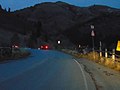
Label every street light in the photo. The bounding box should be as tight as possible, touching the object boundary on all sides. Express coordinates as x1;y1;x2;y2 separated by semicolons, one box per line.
58;40;61;44
57;40;61;49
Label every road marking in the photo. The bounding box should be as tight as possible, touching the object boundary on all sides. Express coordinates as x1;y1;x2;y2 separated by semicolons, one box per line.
74;59;88;90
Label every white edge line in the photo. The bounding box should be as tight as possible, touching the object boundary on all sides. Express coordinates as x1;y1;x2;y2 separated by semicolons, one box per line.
74;59;88;90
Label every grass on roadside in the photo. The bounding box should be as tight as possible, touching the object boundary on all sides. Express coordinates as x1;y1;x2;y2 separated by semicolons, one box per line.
63;50;120;72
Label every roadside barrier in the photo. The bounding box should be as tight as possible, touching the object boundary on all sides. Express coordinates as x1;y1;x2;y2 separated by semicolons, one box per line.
98;49;120;62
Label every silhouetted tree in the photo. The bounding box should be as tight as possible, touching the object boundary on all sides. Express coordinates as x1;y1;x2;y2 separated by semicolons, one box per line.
0;4;2;10
0;5;4;13
0;4;3;13
8;7;10;12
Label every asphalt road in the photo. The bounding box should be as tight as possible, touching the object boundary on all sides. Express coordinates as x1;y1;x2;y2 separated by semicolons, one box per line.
0;49;120;90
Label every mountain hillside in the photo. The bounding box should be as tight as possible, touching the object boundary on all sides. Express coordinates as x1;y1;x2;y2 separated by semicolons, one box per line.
65;13;120;49
0;1;120;49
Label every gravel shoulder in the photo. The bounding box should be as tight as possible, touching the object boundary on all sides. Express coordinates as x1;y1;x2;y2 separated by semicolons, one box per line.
77;58;120;90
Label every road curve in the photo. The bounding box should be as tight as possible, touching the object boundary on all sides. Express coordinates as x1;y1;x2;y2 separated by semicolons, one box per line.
0;49;96;90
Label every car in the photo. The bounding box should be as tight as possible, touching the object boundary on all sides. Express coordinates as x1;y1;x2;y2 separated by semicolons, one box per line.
12;45;19;49
12;45;20;52
38;45;49;50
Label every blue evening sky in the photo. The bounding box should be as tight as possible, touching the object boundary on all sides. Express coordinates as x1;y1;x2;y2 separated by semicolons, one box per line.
0;0;120;11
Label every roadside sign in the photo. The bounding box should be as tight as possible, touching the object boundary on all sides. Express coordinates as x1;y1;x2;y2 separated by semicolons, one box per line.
116;40;120;51
91;30;95;37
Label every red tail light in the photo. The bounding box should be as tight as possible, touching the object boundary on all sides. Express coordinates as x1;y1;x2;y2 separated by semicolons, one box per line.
45;45;48;49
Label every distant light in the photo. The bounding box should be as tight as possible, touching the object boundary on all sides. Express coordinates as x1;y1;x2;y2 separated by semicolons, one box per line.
15;45;19;48
12;45;19;48
58;41;61;44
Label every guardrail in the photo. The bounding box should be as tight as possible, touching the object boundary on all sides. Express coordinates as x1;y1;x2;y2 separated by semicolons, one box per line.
61;48;120;71
94;48;120;63
62;48;120;62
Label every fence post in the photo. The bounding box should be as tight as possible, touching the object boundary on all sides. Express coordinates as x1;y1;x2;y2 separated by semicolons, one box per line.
99;41;102;58
112;49;115;61
99;47;102;57
105;49;108;58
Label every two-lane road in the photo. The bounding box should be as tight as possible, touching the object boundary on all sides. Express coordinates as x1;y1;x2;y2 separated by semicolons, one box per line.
0;49;119;90
0;49;95;90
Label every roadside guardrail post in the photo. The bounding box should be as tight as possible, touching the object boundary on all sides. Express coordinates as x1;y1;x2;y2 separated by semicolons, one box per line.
99;47;102;58
112;49;115;61
99;41;102;58
105;49;108;58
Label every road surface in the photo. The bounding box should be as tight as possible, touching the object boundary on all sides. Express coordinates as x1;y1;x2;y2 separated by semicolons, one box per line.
0;49;120;90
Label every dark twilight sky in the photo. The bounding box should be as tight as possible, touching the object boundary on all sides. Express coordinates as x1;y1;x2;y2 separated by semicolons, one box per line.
0;0;120;11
